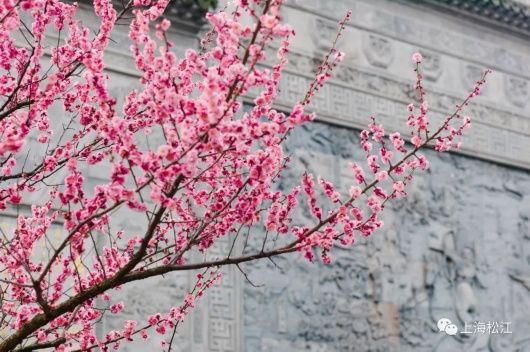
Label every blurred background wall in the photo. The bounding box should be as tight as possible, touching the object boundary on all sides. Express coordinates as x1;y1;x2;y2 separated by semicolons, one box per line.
65;0;530;350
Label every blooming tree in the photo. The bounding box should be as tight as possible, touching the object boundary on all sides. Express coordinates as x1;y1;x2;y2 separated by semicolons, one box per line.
0;0;489;350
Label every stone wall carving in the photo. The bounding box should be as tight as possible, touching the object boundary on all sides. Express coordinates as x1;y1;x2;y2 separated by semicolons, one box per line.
46;1;530;351
204;239;242;352
419;49;442;82
362;33;394;69
50;1;530;169
273;66;530;169
311;18;339;57
504;75;529;108
242;122;530;351
99;237;241;352
286;0;530;79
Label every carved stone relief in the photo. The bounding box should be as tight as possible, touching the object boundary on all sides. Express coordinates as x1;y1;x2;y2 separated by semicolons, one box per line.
288;0;530;79
242;122;530;352
504;75;529;108
362;33;394;69
205;238;242;352
418;50;442;82
460;63;489;94
311;18;340;56
62;1;530;351
274;66;530;168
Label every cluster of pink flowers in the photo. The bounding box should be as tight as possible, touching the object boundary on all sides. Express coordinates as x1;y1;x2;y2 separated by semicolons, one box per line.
0;0;489;349
294;52;489;264
302;173;322;220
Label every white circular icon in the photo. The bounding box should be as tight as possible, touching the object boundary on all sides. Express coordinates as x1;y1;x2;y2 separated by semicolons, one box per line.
437;318;458;335
445;324;458;335
437;318;451;332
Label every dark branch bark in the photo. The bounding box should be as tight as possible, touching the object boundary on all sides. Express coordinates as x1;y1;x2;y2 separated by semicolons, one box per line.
0;175;184;352
13;337;66;352
0;100;34;121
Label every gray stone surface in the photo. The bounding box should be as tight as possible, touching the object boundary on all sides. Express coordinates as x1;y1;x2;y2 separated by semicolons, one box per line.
242;121;530;351
16;0;530;350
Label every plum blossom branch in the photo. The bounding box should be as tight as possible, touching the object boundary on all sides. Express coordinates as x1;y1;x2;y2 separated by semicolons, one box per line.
0;0;490;350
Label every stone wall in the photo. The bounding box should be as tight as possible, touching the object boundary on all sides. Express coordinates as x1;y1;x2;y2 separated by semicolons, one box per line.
242;121;530;352
23;0;530;350
243;1;530;349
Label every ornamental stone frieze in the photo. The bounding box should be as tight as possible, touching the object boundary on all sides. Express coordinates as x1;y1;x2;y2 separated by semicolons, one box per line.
310;17;340;56
242;121;530;352
28;2;530;350
504;75;530;108
285;0;530;79
278;2;530;169
264;43;530;168
417;49;442;82
362;33;395;69
55;1;530;169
